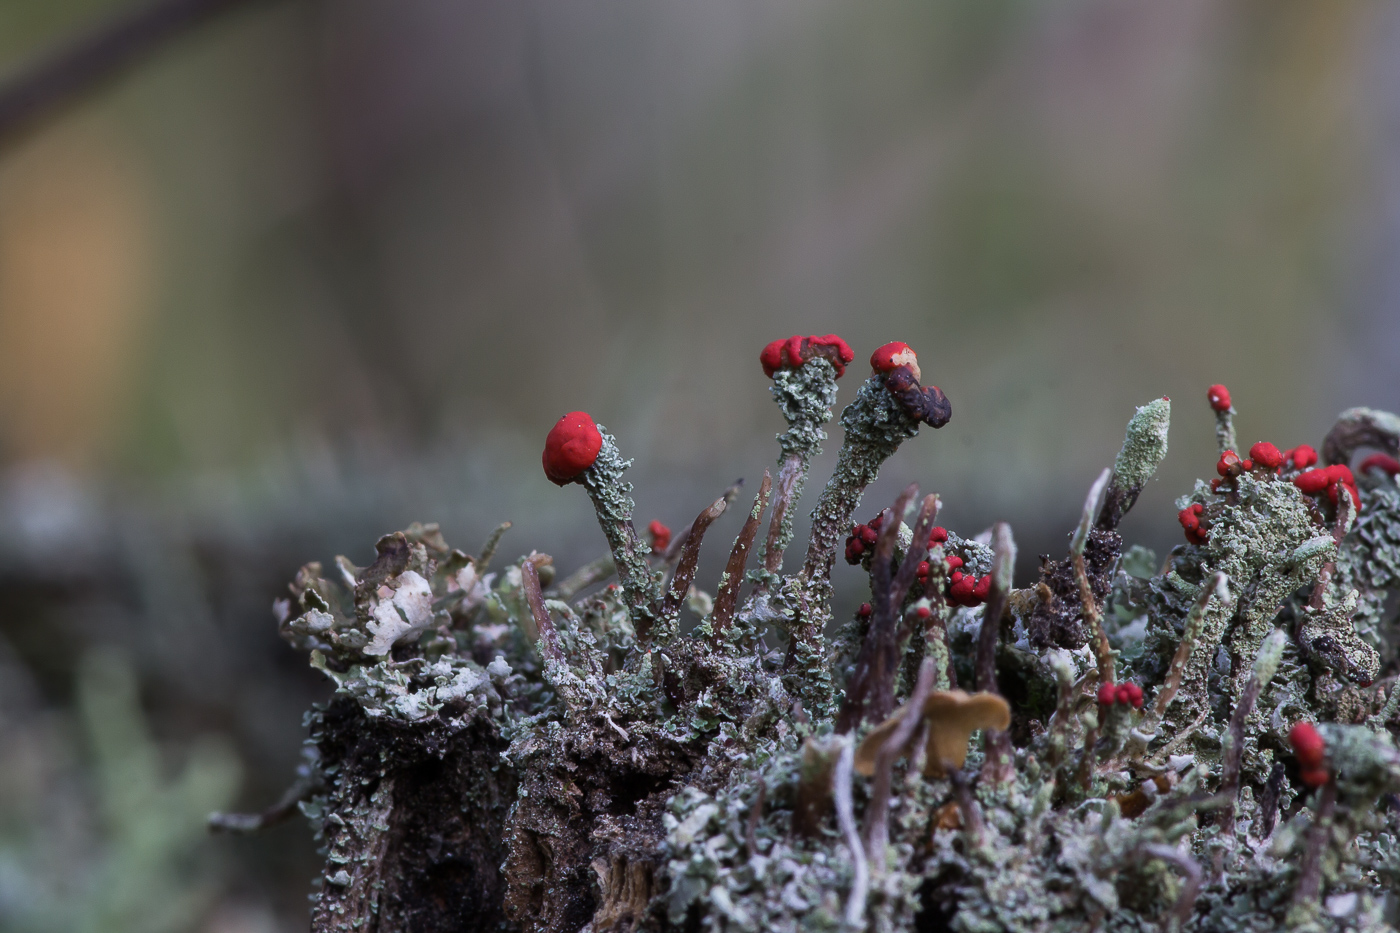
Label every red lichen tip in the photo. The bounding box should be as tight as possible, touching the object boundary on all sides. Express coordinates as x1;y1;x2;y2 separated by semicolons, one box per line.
1360;453;1400;477
1249;442;1284;470
760;334;855;378
1097;682;1117;707
1300;767;1330;788
870;341;921;381
648;520;672;553
1118;683;1143;708
1289;722;1326;769
857;602;873;618
1293;469;1331;495
1207;384;1232;413
1216;450;1242;478
1287;445;1318;470
542;411;604;486
928;526;949;546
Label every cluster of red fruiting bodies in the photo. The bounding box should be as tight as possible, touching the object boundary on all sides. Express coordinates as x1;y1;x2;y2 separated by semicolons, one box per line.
648;520;672;554
845;517;992;607
1096;680;1144;709
543;335;937;488
1178;383;1400;545
1289;721;1330;788
759;334;855;378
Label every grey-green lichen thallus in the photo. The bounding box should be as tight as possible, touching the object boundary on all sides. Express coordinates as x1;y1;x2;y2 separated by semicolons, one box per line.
219;342;1400;933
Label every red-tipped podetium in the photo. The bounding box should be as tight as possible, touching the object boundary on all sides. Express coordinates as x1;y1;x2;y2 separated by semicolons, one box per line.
1216;450;1243;478
648;520;672;554
1178;503;1207;545
1097;681;1144;709
1207;384;1232;412
1290;722;1329;788
542;412;604;485
870;341;922;381
1249;442;1284;471
1360;453;1400;477
1287;445;1319;469
760;334;856;378
869;341;952;428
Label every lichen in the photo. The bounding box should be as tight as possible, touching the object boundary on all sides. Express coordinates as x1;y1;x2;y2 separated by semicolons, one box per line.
226;348;1400;933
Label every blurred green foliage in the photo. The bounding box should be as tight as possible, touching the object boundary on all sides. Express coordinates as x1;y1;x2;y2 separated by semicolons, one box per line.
0;649;240;933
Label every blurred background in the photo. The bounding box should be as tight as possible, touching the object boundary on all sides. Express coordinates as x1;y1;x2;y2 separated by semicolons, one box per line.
0;0;1397;929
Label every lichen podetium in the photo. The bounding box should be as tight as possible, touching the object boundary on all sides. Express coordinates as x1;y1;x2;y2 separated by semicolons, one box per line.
219;348;1400;933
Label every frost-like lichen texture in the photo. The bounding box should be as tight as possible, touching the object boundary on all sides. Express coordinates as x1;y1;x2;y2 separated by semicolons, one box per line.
220;354;1400;933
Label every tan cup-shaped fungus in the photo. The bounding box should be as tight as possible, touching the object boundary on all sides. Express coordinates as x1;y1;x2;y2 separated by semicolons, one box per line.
855;689;1010;779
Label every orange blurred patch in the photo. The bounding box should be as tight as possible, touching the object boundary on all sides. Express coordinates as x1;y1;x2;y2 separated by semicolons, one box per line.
0;120;153;466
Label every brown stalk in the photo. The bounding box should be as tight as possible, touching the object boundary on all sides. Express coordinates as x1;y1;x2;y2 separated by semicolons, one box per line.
209;768;316;833
863;658;936;863
659;497;730;621
712;471;772;634
974;523;1016;695
890;495;942;640
521;557;565;664
836;486;917;733
946;765;985;845
1216;675;1265;840
978;523;1016;782
1072;469;1115;685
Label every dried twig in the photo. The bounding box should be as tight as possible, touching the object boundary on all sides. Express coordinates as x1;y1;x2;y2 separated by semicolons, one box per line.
712;471;772;634
0;0;272;147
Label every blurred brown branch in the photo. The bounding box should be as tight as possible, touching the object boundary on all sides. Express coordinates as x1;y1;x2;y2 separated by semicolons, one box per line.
0;0;275;147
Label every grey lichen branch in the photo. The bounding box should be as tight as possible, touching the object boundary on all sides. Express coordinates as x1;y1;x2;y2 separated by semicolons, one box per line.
579;428;659;639
1146;572;1229;729
1098;396;1171;531
759;358;841;577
